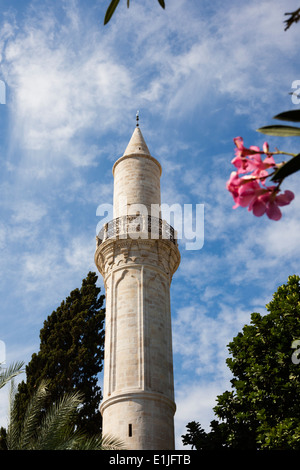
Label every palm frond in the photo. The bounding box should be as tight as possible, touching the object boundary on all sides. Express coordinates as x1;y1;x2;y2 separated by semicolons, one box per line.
8;380;48;449
34;390;84;450
99;433;126;450
6;377;125;450
74;433;125;450
0;361;24;390
6;379;19;450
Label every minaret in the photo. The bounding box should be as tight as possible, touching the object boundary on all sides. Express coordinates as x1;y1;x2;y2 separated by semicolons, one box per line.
95;118;180;450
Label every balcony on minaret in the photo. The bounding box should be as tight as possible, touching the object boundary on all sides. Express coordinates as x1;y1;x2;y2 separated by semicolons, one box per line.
96;215;178;247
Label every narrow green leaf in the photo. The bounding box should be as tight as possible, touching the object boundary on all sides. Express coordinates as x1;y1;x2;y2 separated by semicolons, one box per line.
104;0;120;25
273;110;300;123
0;361;25;390
271;153;300;181
256;125;300;137
158;0;165;9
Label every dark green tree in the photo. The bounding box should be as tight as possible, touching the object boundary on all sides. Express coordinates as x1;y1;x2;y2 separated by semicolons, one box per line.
182;420;229;450
182;275;300;449
0;427;7;450
13;272;105;437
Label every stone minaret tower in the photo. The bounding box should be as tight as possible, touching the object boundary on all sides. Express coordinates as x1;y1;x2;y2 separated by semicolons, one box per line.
95;121;180;450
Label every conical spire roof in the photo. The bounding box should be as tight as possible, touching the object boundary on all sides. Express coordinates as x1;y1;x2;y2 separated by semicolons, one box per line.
113;123;161;176
123;126;151;156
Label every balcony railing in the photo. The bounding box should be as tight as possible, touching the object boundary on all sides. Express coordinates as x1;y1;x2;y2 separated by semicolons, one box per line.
96;215;177;246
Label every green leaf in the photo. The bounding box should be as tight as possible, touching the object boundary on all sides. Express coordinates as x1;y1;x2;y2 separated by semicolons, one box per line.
158;0;165;8
271;153;300;181
273;110;300;123
256;125;300;137
104;0;120;25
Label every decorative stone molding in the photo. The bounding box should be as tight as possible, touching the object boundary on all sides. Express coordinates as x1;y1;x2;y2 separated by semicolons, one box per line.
100;390;176;415
95;236;180;280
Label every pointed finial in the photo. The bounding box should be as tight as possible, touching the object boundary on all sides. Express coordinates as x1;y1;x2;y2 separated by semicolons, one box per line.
136;110;139;127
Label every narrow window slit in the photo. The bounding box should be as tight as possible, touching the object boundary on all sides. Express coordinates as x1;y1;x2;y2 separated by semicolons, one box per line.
128;424;132;437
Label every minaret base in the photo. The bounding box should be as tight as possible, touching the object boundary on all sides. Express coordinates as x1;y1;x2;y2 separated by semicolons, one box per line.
100;391;176;450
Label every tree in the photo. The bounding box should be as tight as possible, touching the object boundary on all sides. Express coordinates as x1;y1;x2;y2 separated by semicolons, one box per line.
13;272;105;437
182;419;229;450
5;380;123;450
182;275;300;449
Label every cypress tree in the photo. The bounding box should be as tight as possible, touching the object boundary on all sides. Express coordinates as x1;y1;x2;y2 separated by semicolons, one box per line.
13;271;105;436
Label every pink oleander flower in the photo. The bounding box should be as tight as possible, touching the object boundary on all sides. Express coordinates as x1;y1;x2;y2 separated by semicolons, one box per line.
226;175;295;220
226;173;262;209
250;188;295;221
233;137;255;159
232;137;276;181
252;154;276;183
232;137;261;174
235;178;262;208
227;138;295;221
226;171;242;207
262;141;269;154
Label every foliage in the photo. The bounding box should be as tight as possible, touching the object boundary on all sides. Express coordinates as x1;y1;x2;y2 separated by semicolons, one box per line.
182;275;300;449
0;362;24;390
284;8;300;30
0;362;24;450
103;2;300;28
13;272;105;437
181;420;227;450
4;380;124;450
104;0;165;25
257;109;300;181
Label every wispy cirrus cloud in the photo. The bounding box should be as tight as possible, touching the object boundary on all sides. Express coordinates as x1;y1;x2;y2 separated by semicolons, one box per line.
119;0;300;122
2;10;133;170
1;0;299;174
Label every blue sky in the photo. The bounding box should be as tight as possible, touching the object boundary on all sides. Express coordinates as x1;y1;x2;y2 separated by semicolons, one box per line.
0;0;300;449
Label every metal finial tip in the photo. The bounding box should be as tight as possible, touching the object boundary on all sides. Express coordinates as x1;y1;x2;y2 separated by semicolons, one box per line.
136;110;139;126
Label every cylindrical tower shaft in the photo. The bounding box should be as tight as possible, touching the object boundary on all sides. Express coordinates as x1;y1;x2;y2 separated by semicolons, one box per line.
113;127;162;219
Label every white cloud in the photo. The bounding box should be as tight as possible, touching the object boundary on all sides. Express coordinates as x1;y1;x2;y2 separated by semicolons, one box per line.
174;381;222;449
1;0;299;181
252;178;300;261
262;218;300;258
116;0;300;122
173;302;250;380
202;285;223;301
11;201;47;223
2;3;133;176
0;224;6;250
64;235;95;272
